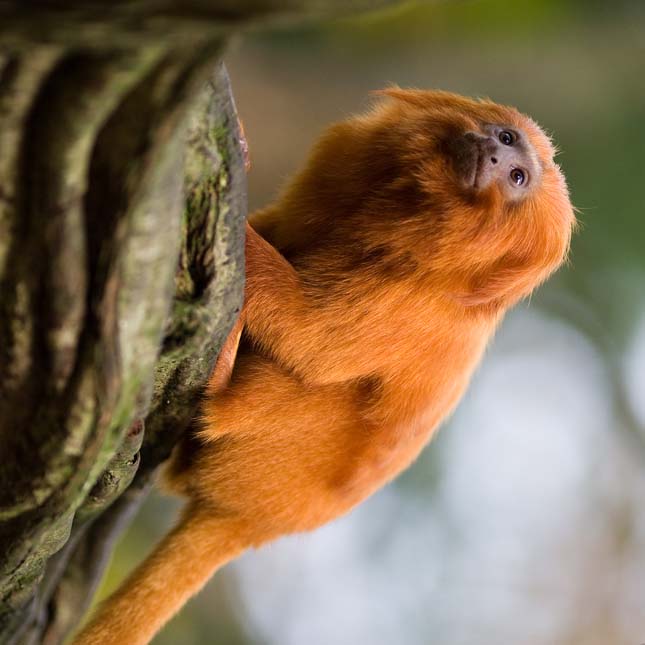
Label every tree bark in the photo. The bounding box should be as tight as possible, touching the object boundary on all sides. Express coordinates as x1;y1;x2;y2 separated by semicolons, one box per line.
0;1;401;642
0;49;247;643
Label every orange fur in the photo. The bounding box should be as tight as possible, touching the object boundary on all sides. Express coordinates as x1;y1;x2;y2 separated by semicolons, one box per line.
73;89;575;645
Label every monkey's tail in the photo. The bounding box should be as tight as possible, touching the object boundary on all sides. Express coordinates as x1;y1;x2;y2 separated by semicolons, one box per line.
72;507;248;645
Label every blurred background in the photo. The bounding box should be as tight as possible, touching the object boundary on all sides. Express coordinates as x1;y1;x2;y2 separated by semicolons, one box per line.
98;1;645;643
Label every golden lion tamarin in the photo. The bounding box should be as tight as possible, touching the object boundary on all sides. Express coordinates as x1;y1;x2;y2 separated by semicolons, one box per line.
73;89;575;645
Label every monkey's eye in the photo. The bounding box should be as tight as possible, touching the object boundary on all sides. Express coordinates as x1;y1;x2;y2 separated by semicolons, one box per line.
510;168;526;186
499;130;515;146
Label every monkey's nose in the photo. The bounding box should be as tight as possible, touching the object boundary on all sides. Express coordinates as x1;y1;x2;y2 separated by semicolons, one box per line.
480;136;500;158
480;138;509;170
473;137;510;189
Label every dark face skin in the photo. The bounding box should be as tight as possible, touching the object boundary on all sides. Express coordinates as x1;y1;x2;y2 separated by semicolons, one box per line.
449;124;542;199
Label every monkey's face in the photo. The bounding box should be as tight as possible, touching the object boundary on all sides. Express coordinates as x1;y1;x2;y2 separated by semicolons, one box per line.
446;124;541;199
375;89;576;306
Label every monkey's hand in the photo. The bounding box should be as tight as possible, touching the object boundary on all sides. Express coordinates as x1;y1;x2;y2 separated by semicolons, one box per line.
206;313;244;394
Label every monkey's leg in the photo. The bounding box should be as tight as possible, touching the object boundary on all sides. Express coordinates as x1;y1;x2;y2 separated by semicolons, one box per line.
72;355;385;645
71;506;249;645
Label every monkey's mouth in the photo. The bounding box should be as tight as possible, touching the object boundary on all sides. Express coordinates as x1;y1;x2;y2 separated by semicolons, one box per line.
469;150;483;189
448;136;482;189
462;148;483;189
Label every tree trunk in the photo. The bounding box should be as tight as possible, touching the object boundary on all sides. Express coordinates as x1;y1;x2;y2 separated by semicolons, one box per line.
0;1;400;642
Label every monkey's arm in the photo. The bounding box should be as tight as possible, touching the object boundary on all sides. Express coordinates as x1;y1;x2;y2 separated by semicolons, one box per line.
242;222;315;377
243;223;379;385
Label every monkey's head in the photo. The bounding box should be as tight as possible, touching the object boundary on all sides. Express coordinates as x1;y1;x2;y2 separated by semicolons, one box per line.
362;88;576;308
